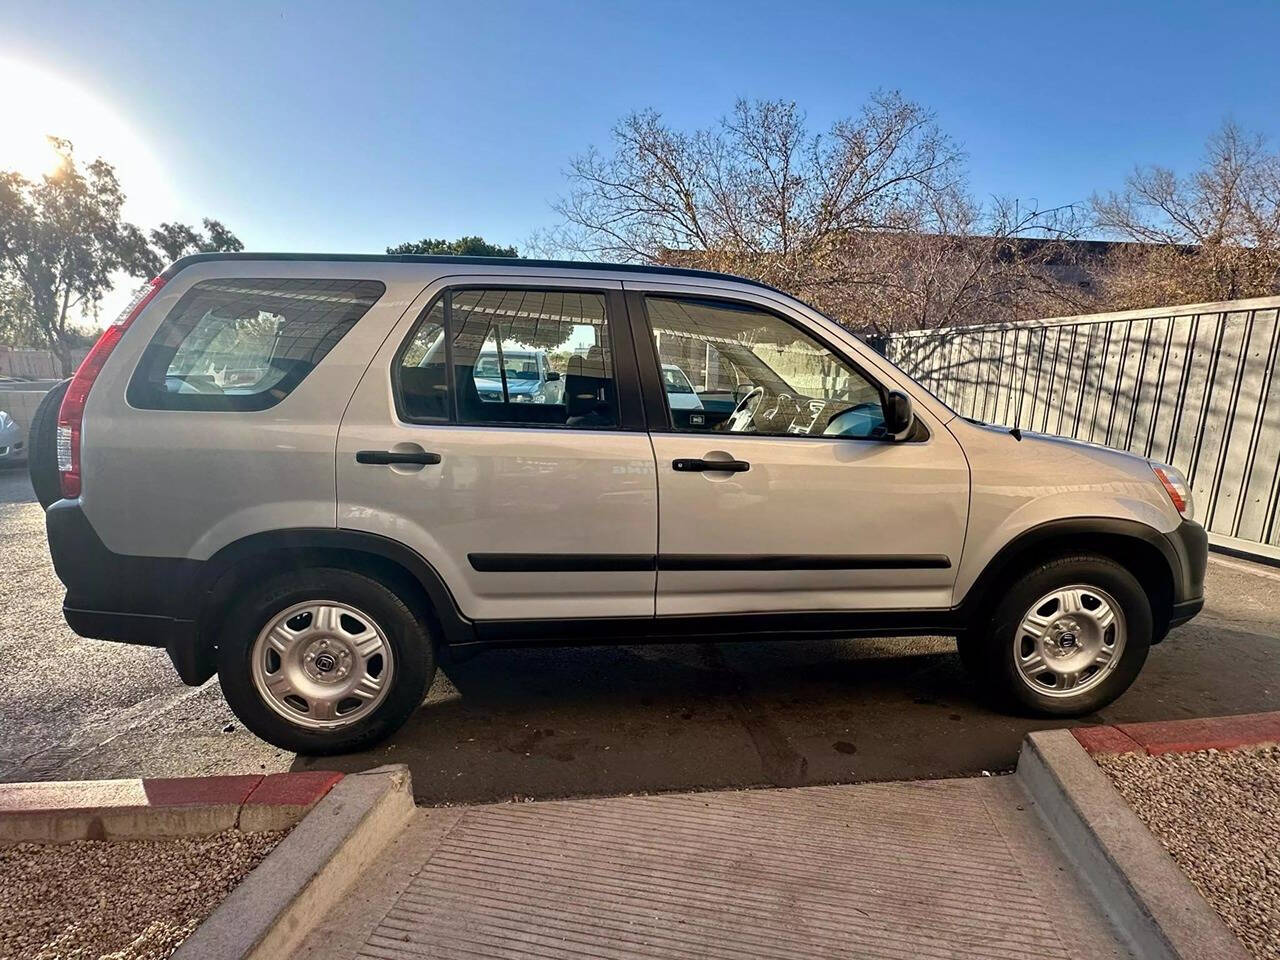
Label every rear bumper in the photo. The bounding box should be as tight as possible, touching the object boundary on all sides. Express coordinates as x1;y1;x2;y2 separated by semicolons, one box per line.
47;500;211;684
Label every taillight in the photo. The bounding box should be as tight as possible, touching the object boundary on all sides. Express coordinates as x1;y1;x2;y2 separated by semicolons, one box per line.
57;277;165;499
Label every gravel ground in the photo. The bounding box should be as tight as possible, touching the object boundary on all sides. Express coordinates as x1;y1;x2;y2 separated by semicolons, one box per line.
1096;746;1280;960
0;829;284;960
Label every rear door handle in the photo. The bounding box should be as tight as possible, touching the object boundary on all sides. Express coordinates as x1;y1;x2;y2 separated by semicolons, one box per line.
672;458;750;473
356;450;442;466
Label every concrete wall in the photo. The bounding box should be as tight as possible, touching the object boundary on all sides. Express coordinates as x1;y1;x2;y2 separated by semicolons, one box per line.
880;296;1280;562
0;388;53;454
0;346;81;380
0;347;80;455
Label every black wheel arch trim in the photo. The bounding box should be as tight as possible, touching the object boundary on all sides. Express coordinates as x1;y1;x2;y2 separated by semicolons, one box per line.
954;515;1206;631
197;527;475;647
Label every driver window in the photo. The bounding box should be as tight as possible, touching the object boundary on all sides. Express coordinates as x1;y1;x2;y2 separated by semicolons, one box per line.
645;296;886;438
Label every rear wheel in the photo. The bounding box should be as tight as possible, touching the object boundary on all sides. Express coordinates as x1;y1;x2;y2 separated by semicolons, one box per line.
959;554;1152;716
27;378;70;509
217;568;434;754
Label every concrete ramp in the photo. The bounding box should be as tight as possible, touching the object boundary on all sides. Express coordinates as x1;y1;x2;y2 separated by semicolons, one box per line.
298;777;1125;960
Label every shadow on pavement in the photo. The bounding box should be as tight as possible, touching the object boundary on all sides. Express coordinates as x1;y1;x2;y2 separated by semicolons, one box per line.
291;598;1280;806
289;638;1041;804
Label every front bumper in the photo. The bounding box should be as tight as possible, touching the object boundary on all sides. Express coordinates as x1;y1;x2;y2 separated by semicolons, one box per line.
1169;597;1205;628
1160;518;1207;632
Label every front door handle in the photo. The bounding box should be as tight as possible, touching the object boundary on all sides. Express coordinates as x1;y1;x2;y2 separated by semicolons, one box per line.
356;449;442;466
672;457;750;473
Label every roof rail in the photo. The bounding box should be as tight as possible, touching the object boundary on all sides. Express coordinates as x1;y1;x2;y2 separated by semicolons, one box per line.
159;252;783;293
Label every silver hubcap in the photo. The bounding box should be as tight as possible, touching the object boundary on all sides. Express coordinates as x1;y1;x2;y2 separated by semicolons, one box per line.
1013;585;1126;698
250;601;394;729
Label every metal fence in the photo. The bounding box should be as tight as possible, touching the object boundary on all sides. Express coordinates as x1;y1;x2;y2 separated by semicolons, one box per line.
878;296;1280;562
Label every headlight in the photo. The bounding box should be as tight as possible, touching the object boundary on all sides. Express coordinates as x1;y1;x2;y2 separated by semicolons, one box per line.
1151;463;1194;521
0;412;12;429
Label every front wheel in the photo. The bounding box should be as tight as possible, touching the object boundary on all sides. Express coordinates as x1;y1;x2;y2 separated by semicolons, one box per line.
217;568;435;754
959;554;1152;716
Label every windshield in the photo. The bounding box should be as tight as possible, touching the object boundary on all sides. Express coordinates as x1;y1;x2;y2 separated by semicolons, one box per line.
662;367;694;393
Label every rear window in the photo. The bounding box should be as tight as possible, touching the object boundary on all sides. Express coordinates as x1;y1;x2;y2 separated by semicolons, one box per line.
127;277;385;411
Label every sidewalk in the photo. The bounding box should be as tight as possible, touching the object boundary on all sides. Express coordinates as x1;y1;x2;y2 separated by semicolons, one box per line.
290;775;1126;960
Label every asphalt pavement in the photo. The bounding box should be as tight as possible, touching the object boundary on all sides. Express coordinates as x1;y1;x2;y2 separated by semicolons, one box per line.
2;463;1277;803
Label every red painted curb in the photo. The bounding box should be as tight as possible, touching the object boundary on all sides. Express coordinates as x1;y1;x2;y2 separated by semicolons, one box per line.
0;771;345;841
243;771;344;808
142;774;262;807
1073;711;1280;757
1071;725;1143;755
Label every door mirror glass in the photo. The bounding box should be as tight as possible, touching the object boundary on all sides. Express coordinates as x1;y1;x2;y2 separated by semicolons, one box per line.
546;370;561;382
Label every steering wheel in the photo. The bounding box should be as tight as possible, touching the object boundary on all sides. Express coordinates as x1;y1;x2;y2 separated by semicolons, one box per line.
722;385;766;433
762;391;792;421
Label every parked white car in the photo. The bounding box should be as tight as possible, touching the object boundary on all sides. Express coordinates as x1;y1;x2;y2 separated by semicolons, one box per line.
40;254;1206;754
0;410;24;463
661;363;703;410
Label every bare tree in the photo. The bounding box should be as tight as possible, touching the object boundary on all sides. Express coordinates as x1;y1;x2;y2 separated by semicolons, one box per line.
553;93;1087;333
1092;121;1280;306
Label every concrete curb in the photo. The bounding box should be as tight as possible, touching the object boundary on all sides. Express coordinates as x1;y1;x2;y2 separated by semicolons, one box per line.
1073;709;1280;756
0;771;344;842
1017;729;1251;960
172;763;415;960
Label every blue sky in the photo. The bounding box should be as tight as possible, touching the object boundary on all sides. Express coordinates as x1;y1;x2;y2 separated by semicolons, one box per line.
2;0;1279;257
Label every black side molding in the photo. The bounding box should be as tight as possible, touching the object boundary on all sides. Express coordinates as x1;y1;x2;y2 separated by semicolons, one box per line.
469;554;656;573
660;554;951;571
468;553;951;572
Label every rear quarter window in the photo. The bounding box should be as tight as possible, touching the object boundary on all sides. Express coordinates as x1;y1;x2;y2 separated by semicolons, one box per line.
127;277;385;411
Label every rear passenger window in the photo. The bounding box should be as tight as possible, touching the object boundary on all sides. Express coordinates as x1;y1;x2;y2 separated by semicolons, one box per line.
395;288;618;429
128;278;385;411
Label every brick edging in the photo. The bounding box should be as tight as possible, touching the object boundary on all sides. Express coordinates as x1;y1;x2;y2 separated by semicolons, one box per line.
1072;710;1280;756
0;771;343;842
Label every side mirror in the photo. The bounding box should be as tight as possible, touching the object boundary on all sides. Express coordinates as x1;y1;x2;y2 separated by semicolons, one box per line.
884;390;913;438
546;371;561;382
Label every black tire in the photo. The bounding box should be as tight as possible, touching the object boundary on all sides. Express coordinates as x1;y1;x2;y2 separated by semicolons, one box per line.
216;568;435;755
960;554;1152;717
28;378;70;509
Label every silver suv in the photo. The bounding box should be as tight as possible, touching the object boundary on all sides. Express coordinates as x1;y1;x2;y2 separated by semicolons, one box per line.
42;254;1207;754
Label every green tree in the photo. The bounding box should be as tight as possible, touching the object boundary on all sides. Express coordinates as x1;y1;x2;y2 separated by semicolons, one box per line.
0;277;38;348
386;235;518;257
0;138;242;375
0;139;155;374
150;217;244;263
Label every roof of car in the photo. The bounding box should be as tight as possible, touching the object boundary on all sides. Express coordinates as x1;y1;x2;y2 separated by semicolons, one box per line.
160;252;782;293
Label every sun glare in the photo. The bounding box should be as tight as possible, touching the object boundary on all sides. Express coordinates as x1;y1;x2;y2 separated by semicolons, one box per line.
0;56;177;226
